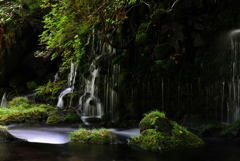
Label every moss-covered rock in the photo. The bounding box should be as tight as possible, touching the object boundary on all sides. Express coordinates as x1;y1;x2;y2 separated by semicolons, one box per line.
63;112;82;123
139;111;173;134
69;128;118;144
34;80;66;105
0;97;49;125
0;125;26;142
7;97;31;108
128;110;205;151
46;114;63;124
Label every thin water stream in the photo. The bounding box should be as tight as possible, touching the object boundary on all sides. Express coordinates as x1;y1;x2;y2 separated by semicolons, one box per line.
1;124;240;161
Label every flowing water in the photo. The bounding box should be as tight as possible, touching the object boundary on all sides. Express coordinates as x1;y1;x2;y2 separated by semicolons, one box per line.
0;93;7;107
57;61;78;108
0;124;240;161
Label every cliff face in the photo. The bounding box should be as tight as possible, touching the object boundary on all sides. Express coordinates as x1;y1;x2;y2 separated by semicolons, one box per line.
1;0;240;124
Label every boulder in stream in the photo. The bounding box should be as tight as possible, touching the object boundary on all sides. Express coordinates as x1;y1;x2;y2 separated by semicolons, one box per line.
69;128;118;144
128;110;205;151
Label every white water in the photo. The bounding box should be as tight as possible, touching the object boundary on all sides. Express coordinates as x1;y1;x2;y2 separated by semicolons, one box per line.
57;88;72;108
0;93;7;107
57;61;78;108
78;58;102;117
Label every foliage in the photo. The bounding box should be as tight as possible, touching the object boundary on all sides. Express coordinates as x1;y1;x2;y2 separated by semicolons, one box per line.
38;0;140;69
69;127;118;144
0;0;42;52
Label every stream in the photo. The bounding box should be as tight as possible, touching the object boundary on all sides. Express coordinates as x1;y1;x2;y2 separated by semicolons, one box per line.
0;123;239;161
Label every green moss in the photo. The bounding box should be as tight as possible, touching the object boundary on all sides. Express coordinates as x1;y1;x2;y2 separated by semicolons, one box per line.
46;114;62;124
26;81;37;91
221;119;240;136
0;97;51;125
34;80;66;104
7;97;31;108
63;112;82;123
128;110;205;151
135;33;148;45
86;117;101;124
139;110;173;133
69;128;118;144
22;107;48;122
199;124;225;137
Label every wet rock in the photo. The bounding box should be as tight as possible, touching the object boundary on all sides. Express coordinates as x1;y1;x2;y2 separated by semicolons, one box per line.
129;111;205;151
0;126;26;142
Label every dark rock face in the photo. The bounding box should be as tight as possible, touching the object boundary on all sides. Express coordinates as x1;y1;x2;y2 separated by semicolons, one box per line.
0;2;59;90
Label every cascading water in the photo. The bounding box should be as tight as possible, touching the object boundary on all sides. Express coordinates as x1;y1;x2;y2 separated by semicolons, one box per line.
77;27;121;119
78;58;102;117
222;29;240;123
57;61;78;108
0;93;7;107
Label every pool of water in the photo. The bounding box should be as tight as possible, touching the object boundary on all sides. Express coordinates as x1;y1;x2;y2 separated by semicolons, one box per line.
0;124;240;161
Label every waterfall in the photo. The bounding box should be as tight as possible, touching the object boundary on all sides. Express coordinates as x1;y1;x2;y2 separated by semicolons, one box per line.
224;30;240;122
0;93;7;107
57;61;78;108
78;57;102;117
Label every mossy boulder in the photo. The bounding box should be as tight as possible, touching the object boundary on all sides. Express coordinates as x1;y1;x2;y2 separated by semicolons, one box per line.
139;111;173;134
0;97;49;125
63;112;82;123
128;110;205;151
0;126;26;142
69;128;118;144
7;97;31;108
46;114;62;124
34;80;66;105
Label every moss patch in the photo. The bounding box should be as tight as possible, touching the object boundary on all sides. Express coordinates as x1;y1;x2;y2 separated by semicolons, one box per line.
34;80;66;105
69;128;118;144
46;111;63;124
128;110;205;151
0;97;49;125
63;112;82;123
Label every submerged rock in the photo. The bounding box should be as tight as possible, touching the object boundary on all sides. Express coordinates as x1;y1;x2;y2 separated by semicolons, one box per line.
0;126;26;142
128;110;205;151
